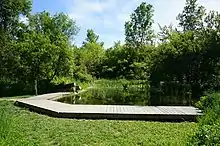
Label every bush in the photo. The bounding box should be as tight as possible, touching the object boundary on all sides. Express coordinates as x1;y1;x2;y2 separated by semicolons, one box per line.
188;93;220;145
0;81;34;97
187;123;220;146
195;95;216;110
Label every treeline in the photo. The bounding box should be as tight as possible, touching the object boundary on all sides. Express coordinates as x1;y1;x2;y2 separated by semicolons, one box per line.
0;0;220;97
0;0;79;96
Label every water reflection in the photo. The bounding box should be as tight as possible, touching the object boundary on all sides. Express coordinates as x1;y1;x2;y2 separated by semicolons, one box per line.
57;87;197;106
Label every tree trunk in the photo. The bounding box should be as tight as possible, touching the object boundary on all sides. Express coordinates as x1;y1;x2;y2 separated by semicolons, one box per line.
34;79;38;95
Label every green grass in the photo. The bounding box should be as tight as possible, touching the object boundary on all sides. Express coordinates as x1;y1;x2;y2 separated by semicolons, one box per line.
0;95;31;100
0;100;196;146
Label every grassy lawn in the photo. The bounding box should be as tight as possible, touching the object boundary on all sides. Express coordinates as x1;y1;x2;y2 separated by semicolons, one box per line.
0;100;196;146
0;95;31;100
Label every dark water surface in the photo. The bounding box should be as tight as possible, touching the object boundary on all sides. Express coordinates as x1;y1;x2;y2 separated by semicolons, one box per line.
57;87;198;106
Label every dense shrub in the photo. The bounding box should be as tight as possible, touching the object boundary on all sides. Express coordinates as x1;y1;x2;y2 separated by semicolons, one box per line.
188;93;220;145
195;93;220;110
0;81;34;97
188;123;220;146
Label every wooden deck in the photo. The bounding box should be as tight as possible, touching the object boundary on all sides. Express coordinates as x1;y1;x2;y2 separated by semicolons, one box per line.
15;93;202;121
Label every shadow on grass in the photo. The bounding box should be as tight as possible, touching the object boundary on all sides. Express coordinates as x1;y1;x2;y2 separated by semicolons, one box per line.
0;95;32;100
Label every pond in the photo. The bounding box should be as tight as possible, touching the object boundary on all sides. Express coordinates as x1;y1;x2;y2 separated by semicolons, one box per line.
56;86;198;106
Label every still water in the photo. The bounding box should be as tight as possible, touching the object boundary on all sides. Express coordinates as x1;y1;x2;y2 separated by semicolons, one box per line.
57;87;197;106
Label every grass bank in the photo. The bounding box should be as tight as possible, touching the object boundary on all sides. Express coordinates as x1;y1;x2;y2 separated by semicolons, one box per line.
0;100;196;146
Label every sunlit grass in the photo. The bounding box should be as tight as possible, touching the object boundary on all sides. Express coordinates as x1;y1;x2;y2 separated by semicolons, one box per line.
0;100;196;146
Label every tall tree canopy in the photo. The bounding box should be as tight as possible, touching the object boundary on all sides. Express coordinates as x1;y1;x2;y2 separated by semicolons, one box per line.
28;11;79;43
84;29;99;44
3;11;79;94
83;29;104;47
177;0;206;31
0;0;32;82
125;2;155;47
0;0;32;35
75;29;105;78
150;0;220;98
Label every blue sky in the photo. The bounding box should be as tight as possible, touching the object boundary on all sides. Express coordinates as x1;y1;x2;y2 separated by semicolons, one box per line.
32;0;220;48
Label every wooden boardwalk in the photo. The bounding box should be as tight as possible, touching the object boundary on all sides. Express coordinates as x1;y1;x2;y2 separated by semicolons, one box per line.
15;93;202;121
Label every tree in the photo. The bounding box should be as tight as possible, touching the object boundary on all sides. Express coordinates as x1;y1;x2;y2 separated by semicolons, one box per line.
83;29;104;46
28;11;79;43
125;2;155;47
177;0;206;31
205;11;220;30
14;30;75;94
99;42;125;78
53;13;79;42
84;29;99;43
158;24;177;43
0;0;32;86
150;24;220;98
74;29;105;78
14;12;78;94
0;0;32;35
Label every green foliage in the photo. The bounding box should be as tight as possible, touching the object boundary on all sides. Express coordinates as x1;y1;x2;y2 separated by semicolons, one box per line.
85;29;99;43
0;0;32;34
195;95;217;110
29;11;79;42
188;93;220;145
83;29;103;46
0;0;33;96
177;0;206;31
15;17;76;93
0;9;79;96
100;42;126;78
99;2;156;80
81;42;105;76
0;0;31;81
149;24;220;98
158;24;176;42
94;79;148;90
125;2;155;47
75;30;105;78
148;0;220;99
101;42;153;79
1;0;220;102
198;94;220;126
188;123;220;146
25;11;79;83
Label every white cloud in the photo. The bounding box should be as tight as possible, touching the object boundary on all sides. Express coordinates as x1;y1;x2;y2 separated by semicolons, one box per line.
63;0;220;48
199;0;220;12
